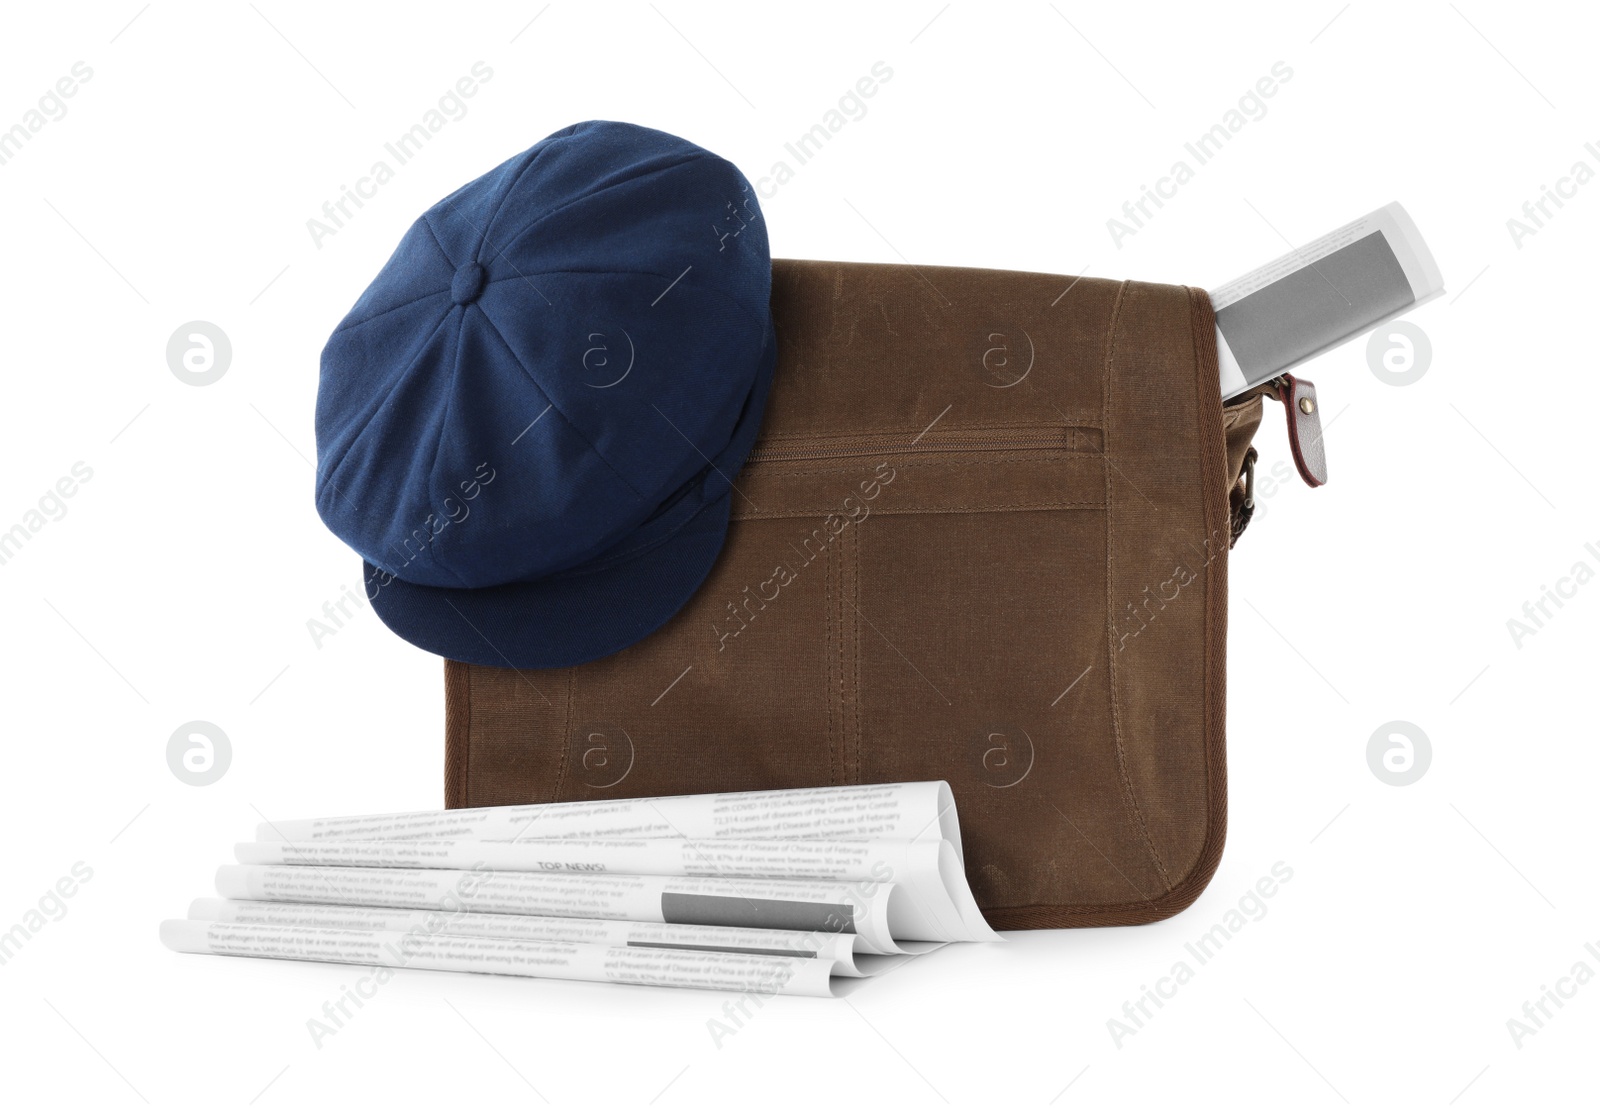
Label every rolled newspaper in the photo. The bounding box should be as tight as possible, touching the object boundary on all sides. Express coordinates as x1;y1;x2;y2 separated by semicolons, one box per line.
161;920;839;997
187;897;892;975
254;781;963;857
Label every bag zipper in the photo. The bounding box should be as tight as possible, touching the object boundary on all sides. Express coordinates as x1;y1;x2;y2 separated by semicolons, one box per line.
746;425;1099;464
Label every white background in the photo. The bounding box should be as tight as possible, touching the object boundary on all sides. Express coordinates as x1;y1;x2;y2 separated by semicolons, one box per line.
1;1;1595;1105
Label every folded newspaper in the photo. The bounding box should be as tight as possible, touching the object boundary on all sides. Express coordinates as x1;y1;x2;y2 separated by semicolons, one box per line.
1214;201;1443;398
161;782;1000;997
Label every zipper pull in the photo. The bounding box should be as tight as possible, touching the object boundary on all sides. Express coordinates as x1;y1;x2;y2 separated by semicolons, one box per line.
1274;374;1327;488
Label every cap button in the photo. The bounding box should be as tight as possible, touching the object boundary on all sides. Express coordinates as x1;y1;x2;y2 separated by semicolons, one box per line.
451;262;487;306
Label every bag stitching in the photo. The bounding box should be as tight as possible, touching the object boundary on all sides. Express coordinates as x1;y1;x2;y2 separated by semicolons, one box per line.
751;455;1102;479
460;663;472;808
1101;281;1173;891
454;656;470;803
837;535;848;786
755;421;1102;442
551;668;574;802
733;501;1103;520
825;540;837;786
853;527;862;784
992;288;1232;927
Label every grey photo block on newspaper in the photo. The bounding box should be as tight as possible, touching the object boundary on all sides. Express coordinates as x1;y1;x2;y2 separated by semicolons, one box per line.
1216;230;1416;382
661;893;855;933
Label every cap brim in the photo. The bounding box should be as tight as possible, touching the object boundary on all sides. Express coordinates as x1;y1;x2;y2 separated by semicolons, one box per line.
365;486;733;669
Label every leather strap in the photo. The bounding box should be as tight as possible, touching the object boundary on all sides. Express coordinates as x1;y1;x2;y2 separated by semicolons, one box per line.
1276;374;1327;487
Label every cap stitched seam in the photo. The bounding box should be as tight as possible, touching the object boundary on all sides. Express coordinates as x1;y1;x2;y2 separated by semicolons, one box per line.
480;148;713;256
321;213;464;504
326;272;743;539
472;286;760;505
334;285;453;336
427;159;768;484
417;310;475;587
473;138;561;248
344;261;766;492
419;208;465;270
318;306;459;515
488;150;719;252
324;219;472;519
471;305;651;503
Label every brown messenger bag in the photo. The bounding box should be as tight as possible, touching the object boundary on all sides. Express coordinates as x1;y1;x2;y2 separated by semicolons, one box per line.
442;258;1289;930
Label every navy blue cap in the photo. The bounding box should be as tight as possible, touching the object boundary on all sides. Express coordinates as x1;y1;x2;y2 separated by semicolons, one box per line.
314;121;775;668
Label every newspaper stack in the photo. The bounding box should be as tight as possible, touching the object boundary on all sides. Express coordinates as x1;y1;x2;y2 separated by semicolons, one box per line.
161;782;999;997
